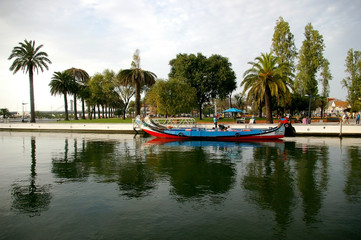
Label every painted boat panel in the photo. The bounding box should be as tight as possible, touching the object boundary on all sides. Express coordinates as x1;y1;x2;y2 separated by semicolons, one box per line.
136;116;285;141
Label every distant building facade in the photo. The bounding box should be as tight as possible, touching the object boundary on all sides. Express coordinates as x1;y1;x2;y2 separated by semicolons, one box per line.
325;98;350;116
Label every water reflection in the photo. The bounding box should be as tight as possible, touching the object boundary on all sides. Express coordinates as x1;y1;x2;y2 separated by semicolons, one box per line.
3;133;361;238
241;139;330;238
242;140;294;237
344;146;361;202
10;136;52;217
51;137;241;202
296;144;329;225
145;140;237;203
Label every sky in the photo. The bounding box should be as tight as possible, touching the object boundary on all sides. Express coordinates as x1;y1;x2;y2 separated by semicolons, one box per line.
1;0;361;112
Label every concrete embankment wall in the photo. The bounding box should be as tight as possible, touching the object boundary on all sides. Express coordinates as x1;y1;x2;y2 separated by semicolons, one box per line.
0;123;135;134
1;122;360;137
198;123;361;137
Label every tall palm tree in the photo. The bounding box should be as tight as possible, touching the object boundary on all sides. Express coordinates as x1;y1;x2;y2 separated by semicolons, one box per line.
65;68;89;120
49;71;74;121
241;52;292;123
8;39;51;122
117;49;157;116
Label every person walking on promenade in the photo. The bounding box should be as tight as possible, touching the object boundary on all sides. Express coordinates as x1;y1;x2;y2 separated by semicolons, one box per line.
356;113;360;125
302;116;308;124
343;112;350;124
213;115;218;129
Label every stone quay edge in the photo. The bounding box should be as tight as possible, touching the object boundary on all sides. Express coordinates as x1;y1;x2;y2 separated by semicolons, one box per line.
1;122;361;137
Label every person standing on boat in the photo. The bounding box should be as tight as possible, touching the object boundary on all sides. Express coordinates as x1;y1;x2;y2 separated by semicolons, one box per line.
213;115;218;129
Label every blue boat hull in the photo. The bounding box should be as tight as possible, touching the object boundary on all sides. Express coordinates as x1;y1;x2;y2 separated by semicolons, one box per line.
137;116;285;141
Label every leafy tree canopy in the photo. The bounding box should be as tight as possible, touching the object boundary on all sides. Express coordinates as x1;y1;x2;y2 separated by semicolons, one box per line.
146;78;197;116
295;23;325;96
342;48;361;112
271;16;297;75
169;53;236;119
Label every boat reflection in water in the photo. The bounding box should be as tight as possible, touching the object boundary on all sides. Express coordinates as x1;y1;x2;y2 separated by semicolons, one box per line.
2;132;361;239
144;137;284;148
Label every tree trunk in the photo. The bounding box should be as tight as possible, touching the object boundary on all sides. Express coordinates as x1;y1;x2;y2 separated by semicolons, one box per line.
199;104;203;120
135;81;141;116
97;105;101;119
74;94;78;120
81;98;86;119
88;105;92;120
29;68;36;123
258;103;262;118
122;106;126;119
64;93;69;121
265;86;273;123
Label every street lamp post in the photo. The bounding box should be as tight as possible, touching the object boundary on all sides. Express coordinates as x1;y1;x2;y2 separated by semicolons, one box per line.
22;102;27;122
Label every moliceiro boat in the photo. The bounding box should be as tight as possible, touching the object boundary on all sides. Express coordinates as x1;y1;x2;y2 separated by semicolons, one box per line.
136;116;285;141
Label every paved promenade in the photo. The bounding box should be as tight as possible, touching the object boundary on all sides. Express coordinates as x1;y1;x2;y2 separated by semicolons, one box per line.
0;122;136;134
1;120;360;137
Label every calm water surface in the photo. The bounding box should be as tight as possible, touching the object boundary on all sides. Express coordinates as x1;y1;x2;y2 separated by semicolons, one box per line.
0;131;360;240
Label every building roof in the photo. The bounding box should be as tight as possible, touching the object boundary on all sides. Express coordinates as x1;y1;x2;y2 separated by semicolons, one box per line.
333;101;349;108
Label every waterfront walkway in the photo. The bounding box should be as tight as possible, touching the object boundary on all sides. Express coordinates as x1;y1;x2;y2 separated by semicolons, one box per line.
1;120;360;137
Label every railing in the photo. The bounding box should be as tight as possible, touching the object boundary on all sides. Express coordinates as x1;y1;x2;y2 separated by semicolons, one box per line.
132;117;197;130
151;118;197;128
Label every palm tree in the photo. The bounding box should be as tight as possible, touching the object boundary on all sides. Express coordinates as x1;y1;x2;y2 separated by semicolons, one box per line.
117;49;157;116
8;39;51;122
49;71;74;121
241;52;292;123
65;68;89;120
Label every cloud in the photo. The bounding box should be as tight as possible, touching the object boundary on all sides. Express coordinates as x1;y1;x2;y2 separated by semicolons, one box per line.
1;0;361;111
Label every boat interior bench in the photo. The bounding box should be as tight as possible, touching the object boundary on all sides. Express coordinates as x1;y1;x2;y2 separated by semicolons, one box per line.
237;117;246;124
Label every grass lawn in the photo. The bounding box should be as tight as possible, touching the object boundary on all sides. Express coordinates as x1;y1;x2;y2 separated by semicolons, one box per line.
59;118;133;123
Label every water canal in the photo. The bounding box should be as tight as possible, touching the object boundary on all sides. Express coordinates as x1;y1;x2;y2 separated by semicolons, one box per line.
0;131;360;239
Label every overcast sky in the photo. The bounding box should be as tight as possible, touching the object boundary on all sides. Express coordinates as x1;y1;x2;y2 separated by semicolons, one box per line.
1;0;360;112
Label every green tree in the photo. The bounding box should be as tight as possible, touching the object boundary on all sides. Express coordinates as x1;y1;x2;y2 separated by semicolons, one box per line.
102;69;117;118
78;83;91;119
208;54;237;100
146;78;197;116
1;108;11;118
241;52;292;123
49;71;74;121
294;23;325;96
88;73;105;119
117;49;157;116
113;70;135;119
342;49;361;112
65;68;89;120
271;17;297;76
319;59;332;117
232;93;247;112
169;53;236;119
8;39;52;122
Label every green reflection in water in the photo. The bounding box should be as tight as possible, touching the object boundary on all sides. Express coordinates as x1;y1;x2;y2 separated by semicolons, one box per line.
11;136;52;217
344;146;361;202
6;134;361;239
241;140;331;238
